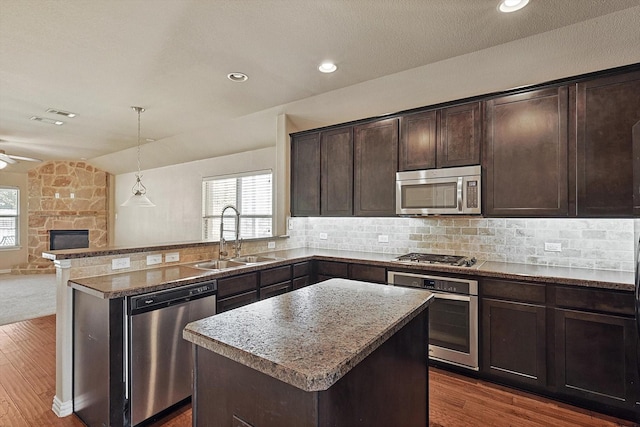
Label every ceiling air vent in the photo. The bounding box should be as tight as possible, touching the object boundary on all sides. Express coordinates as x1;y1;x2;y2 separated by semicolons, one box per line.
30;116;64;125
46;108;77;118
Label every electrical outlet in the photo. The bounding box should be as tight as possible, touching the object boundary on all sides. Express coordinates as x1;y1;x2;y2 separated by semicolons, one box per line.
70;193;75;199
319;232;328;240
378;235;389;243
112;257;130;270
146;254;162;265
165;252;180;262
55;193;60;199
544;242;562;252
267;241;276;249
288;218;294;230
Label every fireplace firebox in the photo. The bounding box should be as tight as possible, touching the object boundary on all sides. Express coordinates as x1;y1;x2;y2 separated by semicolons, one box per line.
49;229;89;251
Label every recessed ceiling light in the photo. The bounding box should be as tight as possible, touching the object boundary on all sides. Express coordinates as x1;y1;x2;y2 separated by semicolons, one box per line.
31;116;64;125
46;108;77;118
498;0;529;13
318;62;337;73
227;72;248;82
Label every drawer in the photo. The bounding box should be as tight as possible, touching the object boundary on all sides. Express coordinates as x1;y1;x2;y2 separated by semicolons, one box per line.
217;272;258;298
259;281;291;300
482;279;546;304
554;286;634;316
260;265;292;287
217;290;258;313
293;276;310;290
315;261;348;278
292;262;310;278
349;264;386;284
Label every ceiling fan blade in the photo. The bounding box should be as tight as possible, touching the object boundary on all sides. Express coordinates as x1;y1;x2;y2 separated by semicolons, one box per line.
8;154;42;162
0;152;18;164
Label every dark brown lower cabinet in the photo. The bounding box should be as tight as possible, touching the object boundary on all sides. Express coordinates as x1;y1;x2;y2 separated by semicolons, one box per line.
554;308;638;410
217;290;258;313
260;281;291;300
348;263;386;284
192;310;428;427
482;298;546;388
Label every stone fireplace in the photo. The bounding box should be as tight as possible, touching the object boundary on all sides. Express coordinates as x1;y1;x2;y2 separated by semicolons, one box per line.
12;161;110;274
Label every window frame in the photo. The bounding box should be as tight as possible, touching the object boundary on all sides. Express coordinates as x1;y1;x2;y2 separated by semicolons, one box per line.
0;186;20;249
202;169;273;241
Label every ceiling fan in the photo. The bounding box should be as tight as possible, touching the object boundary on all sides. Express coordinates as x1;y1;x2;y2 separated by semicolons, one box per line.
0;149;42;169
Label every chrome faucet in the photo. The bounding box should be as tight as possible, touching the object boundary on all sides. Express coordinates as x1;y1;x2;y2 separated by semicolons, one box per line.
219;205;242;259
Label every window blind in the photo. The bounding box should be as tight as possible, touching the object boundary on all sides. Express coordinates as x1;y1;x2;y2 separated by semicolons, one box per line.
202;171;272;240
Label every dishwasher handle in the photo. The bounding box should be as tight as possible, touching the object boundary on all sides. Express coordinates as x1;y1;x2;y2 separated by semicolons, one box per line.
129;281;217;315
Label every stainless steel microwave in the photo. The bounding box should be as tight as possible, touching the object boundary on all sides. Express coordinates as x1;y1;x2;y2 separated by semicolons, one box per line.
396;165;481;215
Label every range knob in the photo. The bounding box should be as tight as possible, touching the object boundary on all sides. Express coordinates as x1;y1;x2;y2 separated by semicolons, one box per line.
464;257;477;267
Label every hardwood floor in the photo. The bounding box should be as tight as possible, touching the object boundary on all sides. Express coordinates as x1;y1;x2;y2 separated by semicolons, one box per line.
0;315;636;427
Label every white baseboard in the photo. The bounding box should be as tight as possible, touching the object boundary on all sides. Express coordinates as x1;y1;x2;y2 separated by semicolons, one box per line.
52;395;73;417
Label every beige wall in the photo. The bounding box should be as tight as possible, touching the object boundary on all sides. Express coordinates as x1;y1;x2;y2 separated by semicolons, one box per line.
114;147;277;246
0;171;28;271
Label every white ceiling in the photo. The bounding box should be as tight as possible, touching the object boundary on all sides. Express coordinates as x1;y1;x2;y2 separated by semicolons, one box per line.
1;0;639;174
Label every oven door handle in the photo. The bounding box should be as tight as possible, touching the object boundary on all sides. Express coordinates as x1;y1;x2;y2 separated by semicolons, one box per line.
456;176;463;212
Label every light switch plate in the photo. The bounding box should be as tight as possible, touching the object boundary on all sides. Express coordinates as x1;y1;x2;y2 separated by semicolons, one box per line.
319;232;328;240
146;254;162;265
112;257;130;270
288;218;294;230
378;235;389;243
165;252;180;262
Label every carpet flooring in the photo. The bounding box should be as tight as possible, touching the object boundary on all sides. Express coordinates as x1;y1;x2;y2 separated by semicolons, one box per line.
0;273;56;326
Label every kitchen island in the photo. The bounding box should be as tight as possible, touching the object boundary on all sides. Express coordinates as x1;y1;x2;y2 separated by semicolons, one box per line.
184;278;434;427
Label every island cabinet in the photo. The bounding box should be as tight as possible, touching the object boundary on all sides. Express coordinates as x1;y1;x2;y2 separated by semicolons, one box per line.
575;70;640;217
354;118;398;216
399;102;481;171
481;279;547;388
290;132;321;216
184;279;433;427
216;272;259;313
484;86;569;217
552;286;639;412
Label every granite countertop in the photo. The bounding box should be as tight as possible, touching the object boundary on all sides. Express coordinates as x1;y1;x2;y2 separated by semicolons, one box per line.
183;278;434;392
68;247;635;298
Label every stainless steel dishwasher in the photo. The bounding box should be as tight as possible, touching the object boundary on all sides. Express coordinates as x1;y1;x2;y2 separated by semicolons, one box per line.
128;280;216;426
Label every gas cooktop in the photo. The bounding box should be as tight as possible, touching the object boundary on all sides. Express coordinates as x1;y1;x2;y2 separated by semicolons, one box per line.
394;252;478;268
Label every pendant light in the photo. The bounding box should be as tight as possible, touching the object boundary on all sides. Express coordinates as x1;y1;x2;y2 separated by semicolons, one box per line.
121;106;155;207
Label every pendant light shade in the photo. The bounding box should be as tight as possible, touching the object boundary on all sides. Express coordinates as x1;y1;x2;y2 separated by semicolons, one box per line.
121;106;155;207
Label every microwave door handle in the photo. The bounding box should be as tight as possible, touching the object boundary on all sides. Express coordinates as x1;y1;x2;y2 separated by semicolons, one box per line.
457;177;463;212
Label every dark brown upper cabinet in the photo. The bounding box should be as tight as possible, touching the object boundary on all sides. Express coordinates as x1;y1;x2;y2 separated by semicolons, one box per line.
575;70;640;217
437;102;482;168
399;102;481;171
321;127;354;216
399;110;436;171
484;86;569;217
354;118;399;216
290;133;321;216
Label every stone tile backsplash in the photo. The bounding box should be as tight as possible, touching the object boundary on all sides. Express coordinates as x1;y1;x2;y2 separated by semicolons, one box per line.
290;217;635;272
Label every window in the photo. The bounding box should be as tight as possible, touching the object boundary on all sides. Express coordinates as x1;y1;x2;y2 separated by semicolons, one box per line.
202;170;272;241
0;187;19;248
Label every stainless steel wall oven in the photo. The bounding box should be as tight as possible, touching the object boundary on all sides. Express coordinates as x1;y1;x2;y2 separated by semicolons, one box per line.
388;271;479;371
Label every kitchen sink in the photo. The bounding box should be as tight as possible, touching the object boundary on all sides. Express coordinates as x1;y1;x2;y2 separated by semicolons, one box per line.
192;259;246;270
231;255;279;264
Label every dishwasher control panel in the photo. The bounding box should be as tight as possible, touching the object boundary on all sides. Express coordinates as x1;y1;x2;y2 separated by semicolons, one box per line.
130;281;217;313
